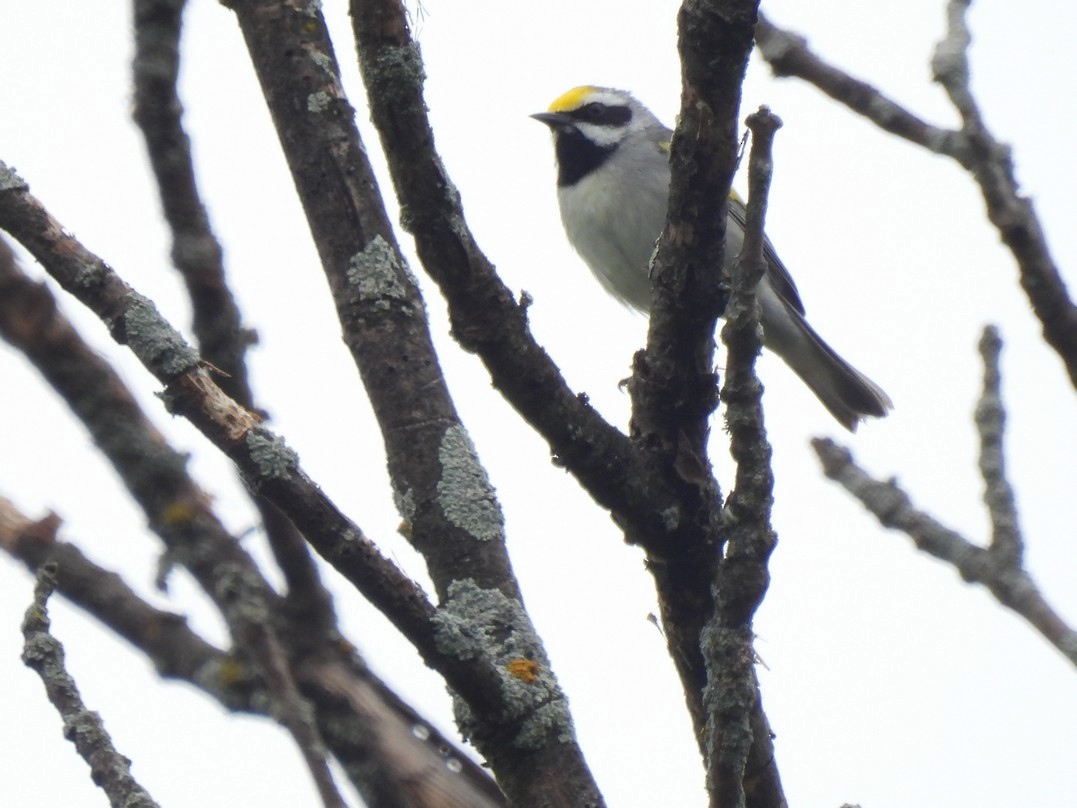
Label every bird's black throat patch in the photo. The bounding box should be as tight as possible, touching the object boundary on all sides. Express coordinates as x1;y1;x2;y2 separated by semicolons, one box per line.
554;130;617;187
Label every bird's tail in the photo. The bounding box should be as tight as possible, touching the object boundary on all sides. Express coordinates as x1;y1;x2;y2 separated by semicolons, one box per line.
770;311;893;432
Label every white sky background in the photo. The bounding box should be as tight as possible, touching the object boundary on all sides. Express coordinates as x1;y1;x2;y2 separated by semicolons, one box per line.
1;1;1075;806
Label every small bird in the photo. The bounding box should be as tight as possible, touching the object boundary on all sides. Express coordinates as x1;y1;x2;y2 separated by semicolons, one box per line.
532;86;892;431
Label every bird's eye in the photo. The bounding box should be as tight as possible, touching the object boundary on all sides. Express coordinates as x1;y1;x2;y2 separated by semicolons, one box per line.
572;101;632;127
578;102;607;121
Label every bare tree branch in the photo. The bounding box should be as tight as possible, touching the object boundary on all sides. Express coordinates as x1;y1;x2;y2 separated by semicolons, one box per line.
214;0;602;801
131;0;253;401
0;494;505;806
0;496;246;703
349;0;691;553
22;562;161;808
975;326;1022;564
0;195;533;738
813;325;1077;668
0;235;347;807
755;10;1077;389
754;14;970;163
626;1;757;757
704;105;783;808
131;0;337;636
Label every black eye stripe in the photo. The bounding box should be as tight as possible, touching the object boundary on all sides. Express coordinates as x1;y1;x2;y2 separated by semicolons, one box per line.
568;102;632;127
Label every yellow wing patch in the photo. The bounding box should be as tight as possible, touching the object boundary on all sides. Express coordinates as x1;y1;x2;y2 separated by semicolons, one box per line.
547;85;598;113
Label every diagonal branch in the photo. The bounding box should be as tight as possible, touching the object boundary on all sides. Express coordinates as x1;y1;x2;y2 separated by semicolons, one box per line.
813;327;1076;668
755;10;1077;389
0;495;504;806
754;13;971;164
0;496;241;703
0;235;346;808
0;171;562;804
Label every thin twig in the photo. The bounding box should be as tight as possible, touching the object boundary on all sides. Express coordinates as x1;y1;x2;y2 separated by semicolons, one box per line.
22;563;161;808
0;496;244;701
755;10;1077;388
754;13;971;164
813;431;1077;667
974;326;1023;564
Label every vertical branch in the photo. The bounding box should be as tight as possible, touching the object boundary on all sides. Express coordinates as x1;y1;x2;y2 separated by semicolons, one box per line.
131;0;253;400
705;107;782;808
627;0;761;754
974;326;1022;564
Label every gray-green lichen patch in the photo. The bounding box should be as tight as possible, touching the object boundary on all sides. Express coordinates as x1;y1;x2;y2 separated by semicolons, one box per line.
246;429;299;480
347;236;420;312
121;294;200;376
0;160;28;192
437;425;503;543
368;40;426;89
307;91;332;114
433;579;573;750
308;49;334;77
71;258;106;290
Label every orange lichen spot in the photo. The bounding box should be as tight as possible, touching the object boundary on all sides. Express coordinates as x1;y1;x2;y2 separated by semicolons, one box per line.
217;657;249;686
506;658;539;683
160;500;197;526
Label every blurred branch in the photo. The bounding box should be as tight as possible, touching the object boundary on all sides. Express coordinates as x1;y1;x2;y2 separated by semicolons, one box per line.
0;233;282;626
0;496;504;806
755;10;1077;389
131;0;254;401
706;106;782;808
0;236;346;807
813;327;1077;668
307;660;507;808
0;496;245;703
131;0;335;635
22;562;161;808
0;191;520;727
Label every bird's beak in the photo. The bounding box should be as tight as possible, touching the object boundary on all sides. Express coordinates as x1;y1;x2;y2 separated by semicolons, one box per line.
530;111;575;133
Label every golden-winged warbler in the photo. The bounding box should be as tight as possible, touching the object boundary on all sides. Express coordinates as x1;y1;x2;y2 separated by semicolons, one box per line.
532;86;892;431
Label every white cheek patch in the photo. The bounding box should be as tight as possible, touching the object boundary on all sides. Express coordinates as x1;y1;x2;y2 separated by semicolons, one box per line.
574;120;627;148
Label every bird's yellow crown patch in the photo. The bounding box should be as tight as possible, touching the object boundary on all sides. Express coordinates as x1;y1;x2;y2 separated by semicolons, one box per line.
547;85;598;113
